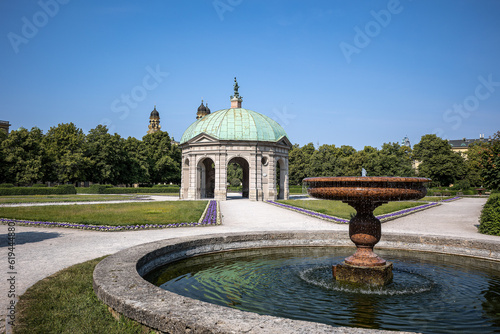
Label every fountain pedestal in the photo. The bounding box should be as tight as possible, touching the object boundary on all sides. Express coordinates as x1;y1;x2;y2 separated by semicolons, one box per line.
304;176;431;286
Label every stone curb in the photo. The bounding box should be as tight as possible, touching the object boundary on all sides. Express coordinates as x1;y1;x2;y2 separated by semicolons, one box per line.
93;231;500;334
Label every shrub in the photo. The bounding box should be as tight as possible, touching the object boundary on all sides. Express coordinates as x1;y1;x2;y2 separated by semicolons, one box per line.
0;185;76;195
0;183;15;188
89;184;113;194
478;194;500;236
31;184;48;187
56;184;77;194
230;178;241;187
451;179;470;190
84;185;180;194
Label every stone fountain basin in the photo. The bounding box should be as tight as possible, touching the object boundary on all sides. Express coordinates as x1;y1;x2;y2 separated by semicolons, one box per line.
93;231;500;334
304;177;431;202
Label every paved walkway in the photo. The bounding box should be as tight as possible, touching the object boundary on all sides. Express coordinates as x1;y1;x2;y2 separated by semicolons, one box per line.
0;197;497;332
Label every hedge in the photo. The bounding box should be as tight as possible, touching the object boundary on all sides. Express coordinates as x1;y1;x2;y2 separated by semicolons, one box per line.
100;187;179;194
75;185;180;194
0;185;76;195
478;193;500;236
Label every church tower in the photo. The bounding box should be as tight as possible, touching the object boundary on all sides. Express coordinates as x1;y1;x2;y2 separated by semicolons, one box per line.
147;105;161;134
196;100;211;120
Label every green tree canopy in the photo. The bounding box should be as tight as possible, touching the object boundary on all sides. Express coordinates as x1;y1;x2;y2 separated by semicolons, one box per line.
43;123;89;184
288;143;315;185
141;131;181;184
413;134;466;186
481;131;500;190
1;127;45;185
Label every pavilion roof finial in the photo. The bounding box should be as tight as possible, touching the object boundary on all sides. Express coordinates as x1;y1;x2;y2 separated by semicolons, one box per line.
230;77;243;108
233;77;240;98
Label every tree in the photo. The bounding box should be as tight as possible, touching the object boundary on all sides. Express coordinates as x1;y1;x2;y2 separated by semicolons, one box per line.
288;143;315;185
85;125;130;185
344;146;377;176
227;163;243;186
481;131;500;190
308;144;344;177
464;142;488;187
122;136;149;185
43;123;89;184
142;131;181;184
369;142;415;177
1;127;46;185
0;129;7;183
413;134;466;186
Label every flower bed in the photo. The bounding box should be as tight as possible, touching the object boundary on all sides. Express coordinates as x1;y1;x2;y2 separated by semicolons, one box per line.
439;196;461;203
0;200;221;232
266;201;349;223
266;200;441;223
198;200;221;225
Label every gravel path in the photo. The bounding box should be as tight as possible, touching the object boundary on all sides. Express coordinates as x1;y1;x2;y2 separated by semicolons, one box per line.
0;196;497;332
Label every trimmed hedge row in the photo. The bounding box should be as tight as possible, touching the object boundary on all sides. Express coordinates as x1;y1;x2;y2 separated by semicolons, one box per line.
0;185;76;195
101;187;180;194
479;193;500;236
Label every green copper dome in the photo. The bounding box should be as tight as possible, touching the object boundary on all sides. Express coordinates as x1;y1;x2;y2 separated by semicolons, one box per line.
180;108;288;144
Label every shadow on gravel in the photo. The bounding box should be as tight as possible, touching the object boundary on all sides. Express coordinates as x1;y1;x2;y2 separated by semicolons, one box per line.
0;231;61;247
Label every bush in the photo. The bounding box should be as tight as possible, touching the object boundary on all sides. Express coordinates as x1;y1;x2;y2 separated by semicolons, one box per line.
230;178;241;187
85;185;180;194
0;185;76;195
0;183;15;188
152;184;179;188
451;179;470;190
89;184;113;194
478;194;500;236
31;184;48;187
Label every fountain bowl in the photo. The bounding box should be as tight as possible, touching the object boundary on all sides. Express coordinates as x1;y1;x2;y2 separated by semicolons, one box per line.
303;176;431;285
303;176;431;203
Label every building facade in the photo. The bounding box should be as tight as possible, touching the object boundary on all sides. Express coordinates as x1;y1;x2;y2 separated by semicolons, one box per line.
0;120;11;134
179;79;291;201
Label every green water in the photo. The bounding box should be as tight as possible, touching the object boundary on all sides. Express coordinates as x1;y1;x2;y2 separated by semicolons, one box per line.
145;247;500;333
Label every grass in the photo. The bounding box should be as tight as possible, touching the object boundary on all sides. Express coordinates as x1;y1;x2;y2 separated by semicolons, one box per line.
0;201;207;226
277;200;425;220
14;257;154;334
419;196;455;202
0;194;148;204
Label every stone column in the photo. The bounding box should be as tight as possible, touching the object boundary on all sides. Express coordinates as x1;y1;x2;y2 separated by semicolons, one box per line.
187;154;198;200
214;151;227;201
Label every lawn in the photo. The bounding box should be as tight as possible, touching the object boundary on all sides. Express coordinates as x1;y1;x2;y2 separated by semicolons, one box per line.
14;257;153;334
0;201;207;226
0;194;148;204
277;199;425;220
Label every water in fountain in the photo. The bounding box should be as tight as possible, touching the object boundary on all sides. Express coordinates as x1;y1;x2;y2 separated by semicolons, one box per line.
145;246;500;333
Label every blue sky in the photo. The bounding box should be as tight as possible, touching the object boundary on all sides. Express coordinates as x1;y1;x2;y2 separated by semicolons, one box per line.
1;0;499;150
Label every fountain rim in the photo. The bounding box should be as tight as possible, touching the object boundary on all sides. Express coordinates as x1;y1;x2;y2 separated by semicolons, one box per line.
93;230;500;334
303;176;432;185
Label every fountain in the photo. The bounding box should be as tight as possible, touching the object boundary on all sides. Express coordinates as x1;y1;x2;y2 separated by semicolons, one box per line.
303;176;431;286
93;176;500;333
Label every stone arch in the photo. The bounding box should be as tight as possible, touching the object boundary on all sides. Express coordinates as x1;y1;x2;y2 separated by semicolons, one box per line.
197;157;215;199
227;156;250;199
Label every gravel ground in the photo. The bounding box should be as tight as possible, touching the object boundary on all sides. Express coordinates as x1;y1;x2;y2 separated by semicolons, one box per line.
0;196;496;333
